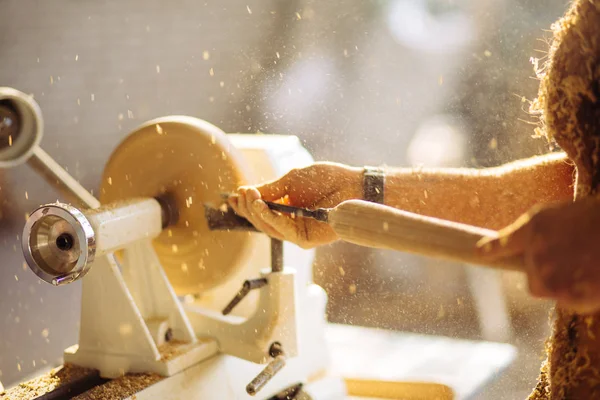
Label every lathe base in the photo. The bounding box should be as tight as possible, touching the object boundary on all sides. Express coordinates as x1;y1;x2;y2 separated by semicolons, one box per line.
1;350;346;400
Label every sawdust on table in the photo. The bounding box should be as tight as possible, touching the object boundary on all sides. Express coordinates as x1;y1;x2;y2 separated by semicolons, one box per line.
527;0;600;398
0;363;95;400
71;373;163;400
0;363;162;400
158;339;187;361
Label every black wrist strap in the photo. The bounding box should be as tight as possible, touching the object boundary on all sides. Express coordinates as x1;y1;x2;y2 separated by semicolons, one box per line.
363;166;385;204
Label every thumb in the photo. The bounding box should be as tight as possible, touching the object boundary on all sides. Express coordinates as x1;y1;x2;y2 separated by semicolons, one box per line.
254;174;291;202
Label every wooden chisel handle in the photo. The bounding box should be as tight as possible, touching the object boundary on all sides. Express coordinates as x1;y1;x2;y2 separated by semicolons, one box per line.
328;200;525;272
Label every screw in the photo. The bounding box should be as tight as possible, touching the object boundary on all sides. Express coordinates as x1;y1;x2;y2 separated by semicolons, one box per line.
164;328;173;342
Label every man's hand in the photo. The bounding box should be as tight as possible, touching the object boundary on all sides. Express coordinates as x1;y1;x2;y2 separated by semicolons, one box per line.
228;162;363;248
478;197;600;314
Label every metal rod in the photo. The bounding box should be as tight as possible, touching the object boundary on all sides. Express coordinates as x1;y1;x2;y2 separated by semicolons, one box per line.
28;146;100;209
271;238;283;272
222;278;268;315
246;355;286;396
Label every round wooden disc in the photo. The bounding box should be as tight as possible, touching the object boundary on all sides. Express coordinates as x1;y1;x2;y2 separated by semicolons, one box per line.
100;116;254;295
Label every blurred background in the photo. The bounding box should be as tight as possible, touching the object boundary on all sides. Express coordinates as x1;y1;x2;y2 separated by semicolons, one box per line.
0;0;570;398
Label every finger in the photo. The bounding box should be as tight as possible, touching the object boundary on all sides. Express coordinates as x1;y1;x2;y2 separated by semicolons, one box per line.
477;224;529;260
245;186;260;211
228;194;240;213
238;200;286;240
237;187;285;239
233;188;250;219
243;187;282;236
253;200;304;245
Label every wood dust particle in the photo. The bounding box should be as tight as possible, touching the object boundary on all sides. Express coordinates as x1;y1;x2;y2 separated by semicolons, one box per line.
349;283;357;294
155;124;163;135
437;305;446;319
203;51;210;60
41;329;49;338
489;138;498;149
295;12;302;20
209;68;214;77
246;5;252;14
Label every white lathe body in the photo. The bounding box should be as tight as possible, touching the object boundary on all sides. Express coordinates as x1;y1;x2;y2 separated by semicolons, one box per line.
1;87;456;400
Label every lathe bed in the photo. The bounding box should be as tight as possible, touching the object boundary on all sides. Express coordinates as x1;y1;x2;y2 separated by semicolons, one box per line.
2;324;515;400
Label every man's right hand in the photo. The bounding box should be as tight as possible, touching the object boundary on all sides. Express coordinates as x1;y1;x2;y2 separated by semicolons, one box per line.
228;162;363;248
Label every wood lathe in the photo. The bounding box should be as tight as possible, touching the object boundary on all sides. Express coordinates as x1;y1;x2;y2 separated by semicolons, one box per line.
0;87;462;399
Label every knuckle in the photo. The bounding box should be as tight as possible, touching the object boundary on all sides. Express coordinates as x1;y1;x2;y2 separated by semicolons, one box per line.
287;167;304;177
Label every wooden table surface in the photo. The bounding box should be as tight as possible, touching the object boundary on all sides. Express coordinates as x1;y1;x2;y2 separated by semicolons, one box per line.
326;324;516;400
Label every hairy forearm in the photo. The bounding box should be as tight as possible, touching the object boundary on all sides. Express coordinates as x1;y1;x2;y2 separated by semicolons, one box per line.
383;152;575;230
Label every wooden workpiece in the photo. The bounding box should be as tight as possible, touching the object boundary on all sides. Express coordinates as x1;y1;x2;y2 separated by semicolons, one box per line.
100;116;255;295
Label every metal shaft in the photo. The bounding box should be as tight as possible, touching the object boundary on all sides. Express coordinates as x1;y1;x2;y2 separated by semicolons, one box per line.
222;278;268;315
28;146;100;209
246;355;286;396
271;238;283;272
